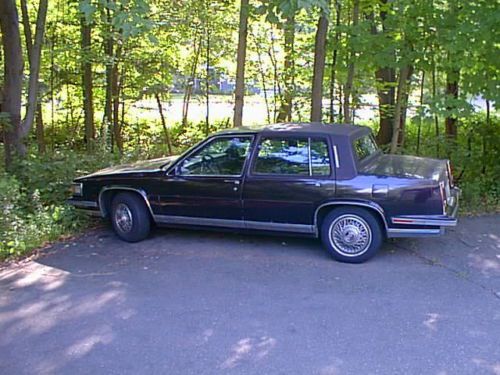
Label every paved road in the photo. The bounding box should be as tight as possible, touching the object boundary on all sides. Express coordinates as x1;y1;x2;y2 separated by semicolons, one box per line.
1;216;499;375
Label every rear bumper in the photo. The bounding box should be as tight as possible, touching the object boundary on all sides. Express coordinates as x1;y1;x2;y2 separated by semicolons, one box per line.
387;187;460;238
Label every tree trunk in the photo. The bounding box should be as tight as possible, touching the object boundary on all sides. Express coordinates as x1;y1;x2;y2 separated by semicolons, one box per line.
311;8;329;122
276;14;295;122
81;14;95;150
342;0;359;124
328;0;341;123
445;70;459;138
416;70;425;155
0;0;24;168
20;0;45;153
374;67;396;145
103;5;113;145
112;43;123;152
182;34;201;127
21;0;48;143
233;0;249;127
155;93;173;155
398;65;414;147
390;65;410;153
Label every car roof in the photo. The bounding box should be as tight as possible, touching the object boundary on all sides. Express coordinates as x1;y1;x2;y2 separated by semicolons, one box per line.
215;122;370;137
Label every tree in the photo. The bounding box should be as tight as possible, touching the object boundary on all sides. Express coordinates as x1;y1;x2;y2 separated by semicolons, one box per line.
20;0;46;153
0;0;24;168
233;0;249;128
342;0;359;124
310;4;329;122
80;5;95;150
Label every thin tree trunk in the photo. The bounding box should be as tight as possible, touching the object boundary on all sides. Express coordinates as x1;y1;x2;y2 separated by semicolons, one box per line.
329;0;341;123
21;0;47;141
343;0;359;124
311;7;329;122
182;34;201;127
432;61;439;157
112;43;123;152
398;65;414;146
81;14;95;150
276;14;295;122
205;0;210;135
416;70;425;155
390;65;410;153
445;69;459;138
0;0;24;168
253;32;271;123
268;31;282;121
103;5;113;146
233;0;249;127
155;93;173;155
20;0;46;153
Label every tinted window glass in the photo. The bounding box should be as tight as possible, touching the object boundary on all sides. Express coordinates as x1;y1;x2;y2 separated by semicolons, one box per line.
311;139;331;176
254;138;309;175
354;134;378;161
179;136;252;175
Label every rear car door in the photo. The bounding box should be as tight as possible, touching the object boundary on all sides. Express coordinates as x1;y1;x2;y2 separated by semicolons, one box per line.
242;135;335;233
157;135;254;224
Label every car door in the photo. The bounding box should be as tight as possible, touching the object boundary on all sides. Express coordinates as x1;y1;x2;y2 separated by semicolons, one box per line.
242;135;335;233
156;135;254;226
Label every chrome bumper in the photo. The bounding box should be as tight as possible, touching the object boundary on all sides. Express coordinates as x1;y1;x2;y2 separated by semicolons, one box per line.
387;187;460;238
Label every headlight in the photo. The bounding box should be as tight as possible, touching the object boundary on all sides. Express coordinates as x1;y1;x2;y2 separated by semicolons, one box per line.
70;183;83;196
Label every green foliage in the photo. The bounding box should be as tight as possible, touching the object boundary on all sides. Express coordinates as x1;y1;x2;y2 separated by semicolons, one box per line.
402;113;500;213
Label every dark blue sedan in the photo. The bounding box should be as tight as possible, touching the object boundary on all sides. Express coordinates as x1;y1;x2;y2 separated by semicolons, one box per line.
68;123;459;263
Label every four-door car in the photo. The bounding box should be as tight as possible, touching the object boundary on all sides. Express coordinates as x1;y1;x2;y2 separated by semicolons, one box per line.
68;123;459;263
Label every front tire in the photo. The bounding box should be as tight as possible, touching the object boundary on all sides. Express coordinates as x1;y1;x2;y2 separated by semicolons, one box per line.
111;192;151;242
321;207;383;263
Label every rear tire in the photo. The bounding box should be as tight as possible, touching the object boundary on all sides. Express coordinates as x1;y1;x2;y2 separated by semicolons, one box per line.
320;207;383;263
111;192;151;242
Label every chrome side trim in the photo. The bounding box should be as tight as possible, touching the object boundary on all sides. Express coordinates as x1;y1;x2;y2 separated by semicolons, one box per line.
246;220;314;234
67;200;98;208
154;215;245;229
153;215;315;234
387;228;442;238
391;216;457;227
333;145;340;168
98;186;154;218
314;200;389;231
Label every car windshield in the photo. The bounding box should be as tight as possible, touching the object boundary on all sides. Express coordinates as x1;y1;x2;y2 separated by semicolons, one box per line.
353;134;379;161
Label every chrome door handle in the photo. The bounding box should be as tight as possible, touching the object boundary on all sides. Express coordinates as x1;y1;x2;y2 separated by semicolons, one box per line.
223;180;240;185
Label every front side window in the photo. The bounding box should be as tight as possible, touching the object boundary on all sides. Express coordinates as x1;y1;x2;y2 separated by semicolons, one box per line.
179;136;252;176
353;134;379;161
254;137;331;176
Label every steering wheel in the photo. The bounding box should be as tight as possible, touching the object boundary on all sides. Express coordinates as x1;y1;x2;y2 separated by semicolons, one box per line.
200;154;217;174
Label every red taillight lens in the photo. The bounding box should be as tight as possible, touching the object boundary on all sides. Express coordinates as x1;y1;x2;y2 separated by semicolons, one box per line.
447;161;454;187
439;182;447;214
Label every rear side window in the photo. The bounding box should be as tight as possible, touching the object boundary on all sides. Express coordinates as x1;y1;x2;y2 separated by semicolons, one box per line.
253;137;331;176
354;134;378;161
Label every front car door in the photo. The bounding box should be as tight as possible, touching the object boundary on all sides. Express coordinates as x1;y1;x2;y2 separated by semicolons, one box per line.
242;134;336;233
156;135;254;226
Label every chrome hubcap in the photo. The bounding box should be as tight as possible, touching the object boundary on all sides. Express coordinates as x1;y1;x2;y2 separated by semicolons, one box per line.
114;203;133;233
329;215;372;256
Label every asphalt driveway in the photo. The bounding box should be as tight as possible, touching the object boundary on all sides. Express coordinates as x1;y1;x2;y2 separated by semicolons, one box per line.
1;215;499;375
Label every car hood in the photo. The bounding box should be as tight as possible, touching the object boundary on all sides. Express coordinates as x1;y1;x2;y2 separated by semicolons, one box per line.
359;154;447;181
77;155;179;180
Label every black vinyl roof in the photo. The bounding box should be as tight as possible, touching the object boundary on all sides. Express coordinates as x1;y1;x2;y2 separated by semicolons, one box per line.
216;122;370;137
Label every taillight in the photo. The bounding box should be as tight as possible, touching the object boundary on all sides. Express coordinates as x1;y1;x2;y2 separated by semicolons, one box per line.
447;161;454;187
439;181;447;214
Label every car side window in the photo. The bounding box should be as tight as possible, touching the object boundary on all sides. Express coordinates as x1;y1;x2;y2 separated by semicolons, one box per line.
179;136;252;176
254;137;331;176
311;139;331;176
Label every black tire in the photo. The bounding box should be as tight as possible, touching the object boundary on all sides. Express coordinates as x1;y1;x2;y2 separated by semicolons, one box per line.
111;192;151;242
320;207;383;263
